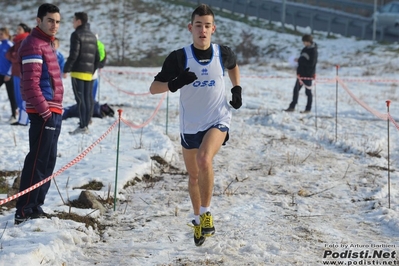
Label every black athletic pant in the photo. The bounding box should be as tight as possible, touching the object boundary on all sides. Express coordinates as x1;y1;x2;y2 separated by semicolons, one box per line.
71;77;94;128
289;79;313;111
0;74;17;117
15;113;62;217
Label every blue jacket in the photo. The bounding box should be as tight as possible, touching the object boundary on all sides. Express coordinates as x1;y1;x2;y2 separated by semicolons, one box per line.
56;50;65;72
0;39;12;76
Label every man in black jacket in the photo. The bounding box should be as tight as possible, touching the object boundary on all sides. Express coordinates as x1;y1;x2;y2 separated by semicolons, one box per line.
63;12;99;134
285;34;318;113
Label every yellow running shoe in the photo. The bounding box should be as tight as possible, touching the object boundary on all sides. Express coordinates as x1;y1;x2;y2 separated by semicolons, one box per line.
190;220;205;246
200;212;215;237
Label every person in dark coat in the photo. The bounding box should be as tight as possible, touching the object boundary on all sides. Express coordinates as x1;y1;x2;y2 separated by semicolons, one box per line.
285;34;318;113
14;3;63;225
63;12;99;134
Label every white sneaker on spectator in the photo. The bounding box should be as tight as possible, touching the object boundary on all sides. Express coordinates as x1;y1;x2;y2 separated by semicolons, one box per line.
8;116;17;124
69;126;89;135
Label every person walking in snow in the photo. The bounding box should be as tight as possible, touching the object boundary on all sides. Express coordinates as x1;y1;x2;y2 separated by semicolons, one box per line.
149;4;242;247
14;3;64;224
0;27;17;124
63;12;99;135
285;34;318;113
6;23;31;126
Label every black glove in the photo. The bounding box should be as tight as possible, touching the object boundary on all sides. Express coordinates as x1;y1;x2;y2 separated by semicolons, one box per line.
230;86;242;109
168;68;198;92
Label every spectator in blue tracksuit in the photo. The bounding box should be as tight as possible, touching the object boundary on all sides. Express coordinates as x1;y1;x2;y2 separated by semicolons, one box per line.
53;37;65;74
0;27;17;123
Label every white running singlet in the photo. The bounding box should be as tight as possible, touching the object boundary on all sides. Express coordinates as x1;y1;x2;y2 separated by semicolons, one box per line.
179;44;232;134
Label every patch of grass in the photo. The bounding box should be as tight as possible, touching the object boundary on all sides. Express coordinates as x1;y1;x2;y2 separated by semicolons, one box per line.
68;198;91;209
366;149;382;158
0;170;20;195
123;176;142;189
368;165;394;172
76;180;103;191
151;155;179;172
97;196;114;206
54;212;101;229
384;47;399;53
0;177;7;194
0;170;20;178
123;155;186;189
142;173;163;183
170;257;225;265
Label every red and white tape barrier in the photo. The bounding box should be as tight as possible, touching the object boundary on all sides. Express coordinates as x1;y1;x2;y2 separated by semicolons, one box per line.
0;120;119;206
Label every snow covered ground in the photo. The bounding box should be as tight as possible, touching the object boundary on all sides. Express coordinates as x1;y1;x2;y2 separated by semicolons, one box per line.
0;0;399;265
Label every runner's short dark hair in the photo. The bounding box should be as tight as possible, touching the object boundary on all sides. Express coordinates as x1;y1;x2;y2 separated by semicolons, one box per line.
191;4;215;24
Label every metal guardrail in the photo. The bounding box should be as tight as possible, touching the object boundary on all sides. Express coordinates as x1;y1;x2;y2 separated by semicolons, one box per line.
289;0;375;16
183;0;397;42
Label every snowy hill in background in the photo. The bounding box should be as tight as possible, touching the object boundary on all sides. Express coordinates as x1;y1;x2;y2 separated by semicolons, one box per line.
1;0;399;72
